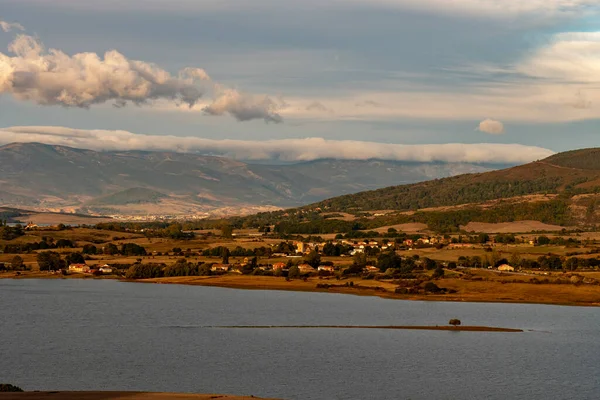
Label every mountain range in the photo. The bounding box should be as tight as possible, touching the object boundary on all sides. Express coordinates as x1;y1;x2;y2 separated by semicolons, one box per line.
0;142;500;216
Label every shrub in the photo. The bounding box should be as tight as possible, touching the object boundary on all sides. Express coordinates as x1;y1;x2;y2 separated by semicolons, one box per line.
0;384;24;392
125;263;164;279
423;282;443;293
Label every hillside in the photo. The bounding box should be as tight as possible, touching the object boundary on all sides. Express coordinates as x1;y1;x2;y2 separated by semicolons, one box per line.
311;148;600;212
214;148;600;234
0;142;495;216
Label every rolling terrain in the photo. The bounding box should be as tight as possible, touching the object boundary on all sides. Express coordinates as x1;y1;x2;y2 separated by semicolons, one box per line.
227;148;600;233
0;142;496;216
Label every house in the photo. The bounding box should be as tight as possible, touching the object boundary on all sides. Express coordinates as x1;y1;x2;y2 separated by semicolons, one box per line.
25;222;39;230
68;264;89;273
99;264;113;273
298;264;316;273
498;264;515;272
211;264;230;272
295;242;309;254
272;262;286;271
317;265;335;272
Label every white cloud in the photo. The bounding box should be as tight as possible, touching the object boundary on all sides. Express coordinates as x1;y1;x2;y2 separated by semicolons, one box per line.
515;31;600;83
0;30;281;122
0;125;555;164
477;119;505;135
345;0;598;17
203;87;283;123
0;19;24;32
4;0;597;17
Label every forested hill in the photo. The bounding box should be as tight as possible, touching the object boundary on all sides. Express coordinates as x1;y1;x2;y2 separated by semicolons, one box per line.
310;148;600;212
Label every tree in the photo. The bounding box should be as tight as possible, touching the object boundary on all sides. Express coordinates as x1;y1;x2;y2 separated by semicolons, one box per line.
376;250;401;272
105;243;119;255
537;236;551;246
0;384;23;392
490;249;501;267
449;319;461;327
288;265;301;279
220;223;233;239
565;257;579;272
353;252;368;269
304;250;321;268
10;255;24;271
65;252;85;265
322;242;338;256
37;251;64;271
478;233;490;244
422;257;437;271
120;243;147;256
56;239;74;248
432;266;445;279
125;263;164;279
509;252;522;269
82;244;97;255
221;247;230;264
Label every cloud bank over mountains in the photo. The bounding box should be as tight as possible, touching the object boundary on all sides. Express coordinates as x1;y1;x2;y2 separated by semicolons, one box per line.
0;126;554;164
0;24;283;122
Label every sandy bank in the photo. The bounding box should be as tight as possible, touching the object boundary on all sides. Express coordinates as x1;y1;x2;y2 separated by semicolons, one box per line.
0;392;276;400
215;325;522;332
139;275;600;307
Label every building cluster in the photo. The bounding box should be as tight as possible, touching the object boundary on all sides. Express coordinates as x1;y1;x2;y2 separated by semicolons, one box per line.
67;264;113;274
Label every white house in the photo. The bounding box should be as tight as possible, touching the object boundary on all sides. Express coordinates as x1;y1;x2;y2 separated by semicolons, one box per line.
68;264;89;273
99;264;113;273
498;264;515;272
317;265;335;272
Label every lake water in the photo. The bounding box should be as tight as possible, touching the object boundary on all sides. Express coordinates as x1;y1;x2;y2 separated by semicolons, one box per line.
1;279;600;400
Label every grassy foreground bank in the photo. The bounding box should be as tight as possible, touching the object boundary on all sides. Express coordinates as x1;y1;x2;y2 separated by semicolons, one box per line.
0;392;276;400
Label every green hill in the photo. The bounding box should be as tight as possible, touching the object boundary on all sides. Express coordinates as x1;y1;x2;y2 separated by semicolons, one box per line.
310;149;600;213
214;148;600;234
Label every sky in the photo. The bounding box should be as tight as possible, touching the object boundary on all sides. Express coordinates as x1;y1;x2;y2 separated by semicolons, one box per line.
0;0;599;163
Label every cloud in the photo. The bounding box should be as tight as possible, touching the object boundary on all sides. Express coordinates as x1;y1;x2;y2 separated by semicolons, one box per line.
0;29;282;122
342;0;598;17
0;125;555;164
477;119;505;135
358;100;384;108
0;33;209;108
306;101;333;113
515;32;600;84
6;0;597;18
0;20;24;32
566;91;592;109
203;87;283;123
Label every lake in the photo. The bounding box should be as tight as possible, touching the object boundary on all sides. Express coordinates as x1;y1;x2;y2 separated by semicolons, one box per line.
1;279;600;400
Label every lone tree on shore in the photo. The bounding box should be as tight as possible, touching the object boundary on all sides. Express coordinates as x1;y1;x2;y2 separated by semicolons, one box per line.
449;319;461;327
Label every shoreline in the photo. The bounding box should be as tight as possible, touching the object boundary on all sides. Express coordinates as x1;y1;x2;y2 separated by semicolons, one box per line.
3;272;600;308
0;392;276;400
213;325;523;332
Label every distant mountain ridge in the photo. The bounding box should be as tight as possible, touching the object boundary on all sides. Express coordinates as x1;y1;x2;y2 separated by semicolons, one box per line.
0;142;498;216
